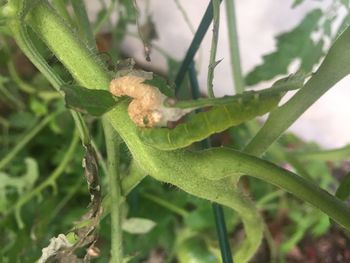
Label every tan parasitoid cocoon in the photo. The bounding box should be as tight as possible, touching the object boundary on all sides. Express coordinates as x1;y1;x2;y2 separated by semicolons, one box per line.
109;73;192;127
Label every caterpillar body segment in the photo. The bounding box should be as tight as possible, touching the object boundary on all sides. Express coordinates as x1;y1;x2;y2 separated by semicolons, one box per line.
139;91;282;150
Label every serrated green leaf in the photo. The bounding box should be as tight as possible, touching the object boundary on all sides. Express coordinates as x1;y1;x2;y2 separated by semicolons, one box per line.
122;217;156;234
335;171;350;201
61;85;117;116
300;39;324;70
245;9;323;86
143;74;175;97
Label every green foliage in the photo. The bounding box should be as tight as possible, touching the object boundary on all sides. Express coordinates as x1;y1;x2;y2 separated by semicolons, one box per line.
61;85;118;116
2;1;350;263
177;236;220;263
336;171;350;201
143;74;175;98
122;217;156;234
0;158;38;212
246;9;323;85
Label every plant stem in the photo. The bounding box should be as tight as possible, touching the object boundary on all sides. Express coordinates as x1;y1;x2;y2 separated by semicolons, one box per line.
141;192;189;217
244;26;350;156
289;144;350;161
225;0;244;94
7;59;36;94
71;0;96;49
6;1;93;147
103;119;123;263
11;130;80;228
207;0;220;98
174;0;195;33
23;1;111;89
175;0;223;91
51;0;74;26
93;0;117;35
0;109;62;171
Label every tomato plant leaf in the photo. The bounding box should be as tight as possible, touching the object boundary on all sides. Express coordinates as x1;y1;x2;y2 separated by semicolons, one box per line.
61;85;117;116
122;217;156;234
245;9;323;85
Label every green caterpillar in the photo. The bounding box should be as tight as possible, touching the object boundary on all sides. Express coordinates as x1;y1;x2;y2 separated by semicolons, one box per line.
138;90;285;150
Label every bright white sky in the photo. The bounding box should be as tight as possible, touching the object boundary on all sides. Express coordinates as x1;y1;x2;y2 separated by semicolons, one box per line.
90;0;350;149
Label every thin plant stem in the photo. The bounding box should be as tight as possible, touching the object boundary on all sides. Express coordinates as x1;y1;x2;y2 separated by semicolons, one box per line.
103;119;123;263
175;0;223;91
127;32;175;59
141;192;189;217
174;0;203;71
0;109;62;170
71;0;96;49
93;0;117;35
7;59;36;94
9;130;80;228
207;0;220;98
289;144;350;161
0;80;25;109
225;0;244;94
101;165;147;221
174;0;195;33
91;139;109;177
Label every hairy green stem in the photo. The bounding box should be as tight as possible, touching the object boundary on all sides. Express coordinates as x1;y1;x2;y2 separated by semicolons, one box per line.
22;0;111;89
101;163;147;221
5;0;92;147
103;119;123;263
225;0;244;94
